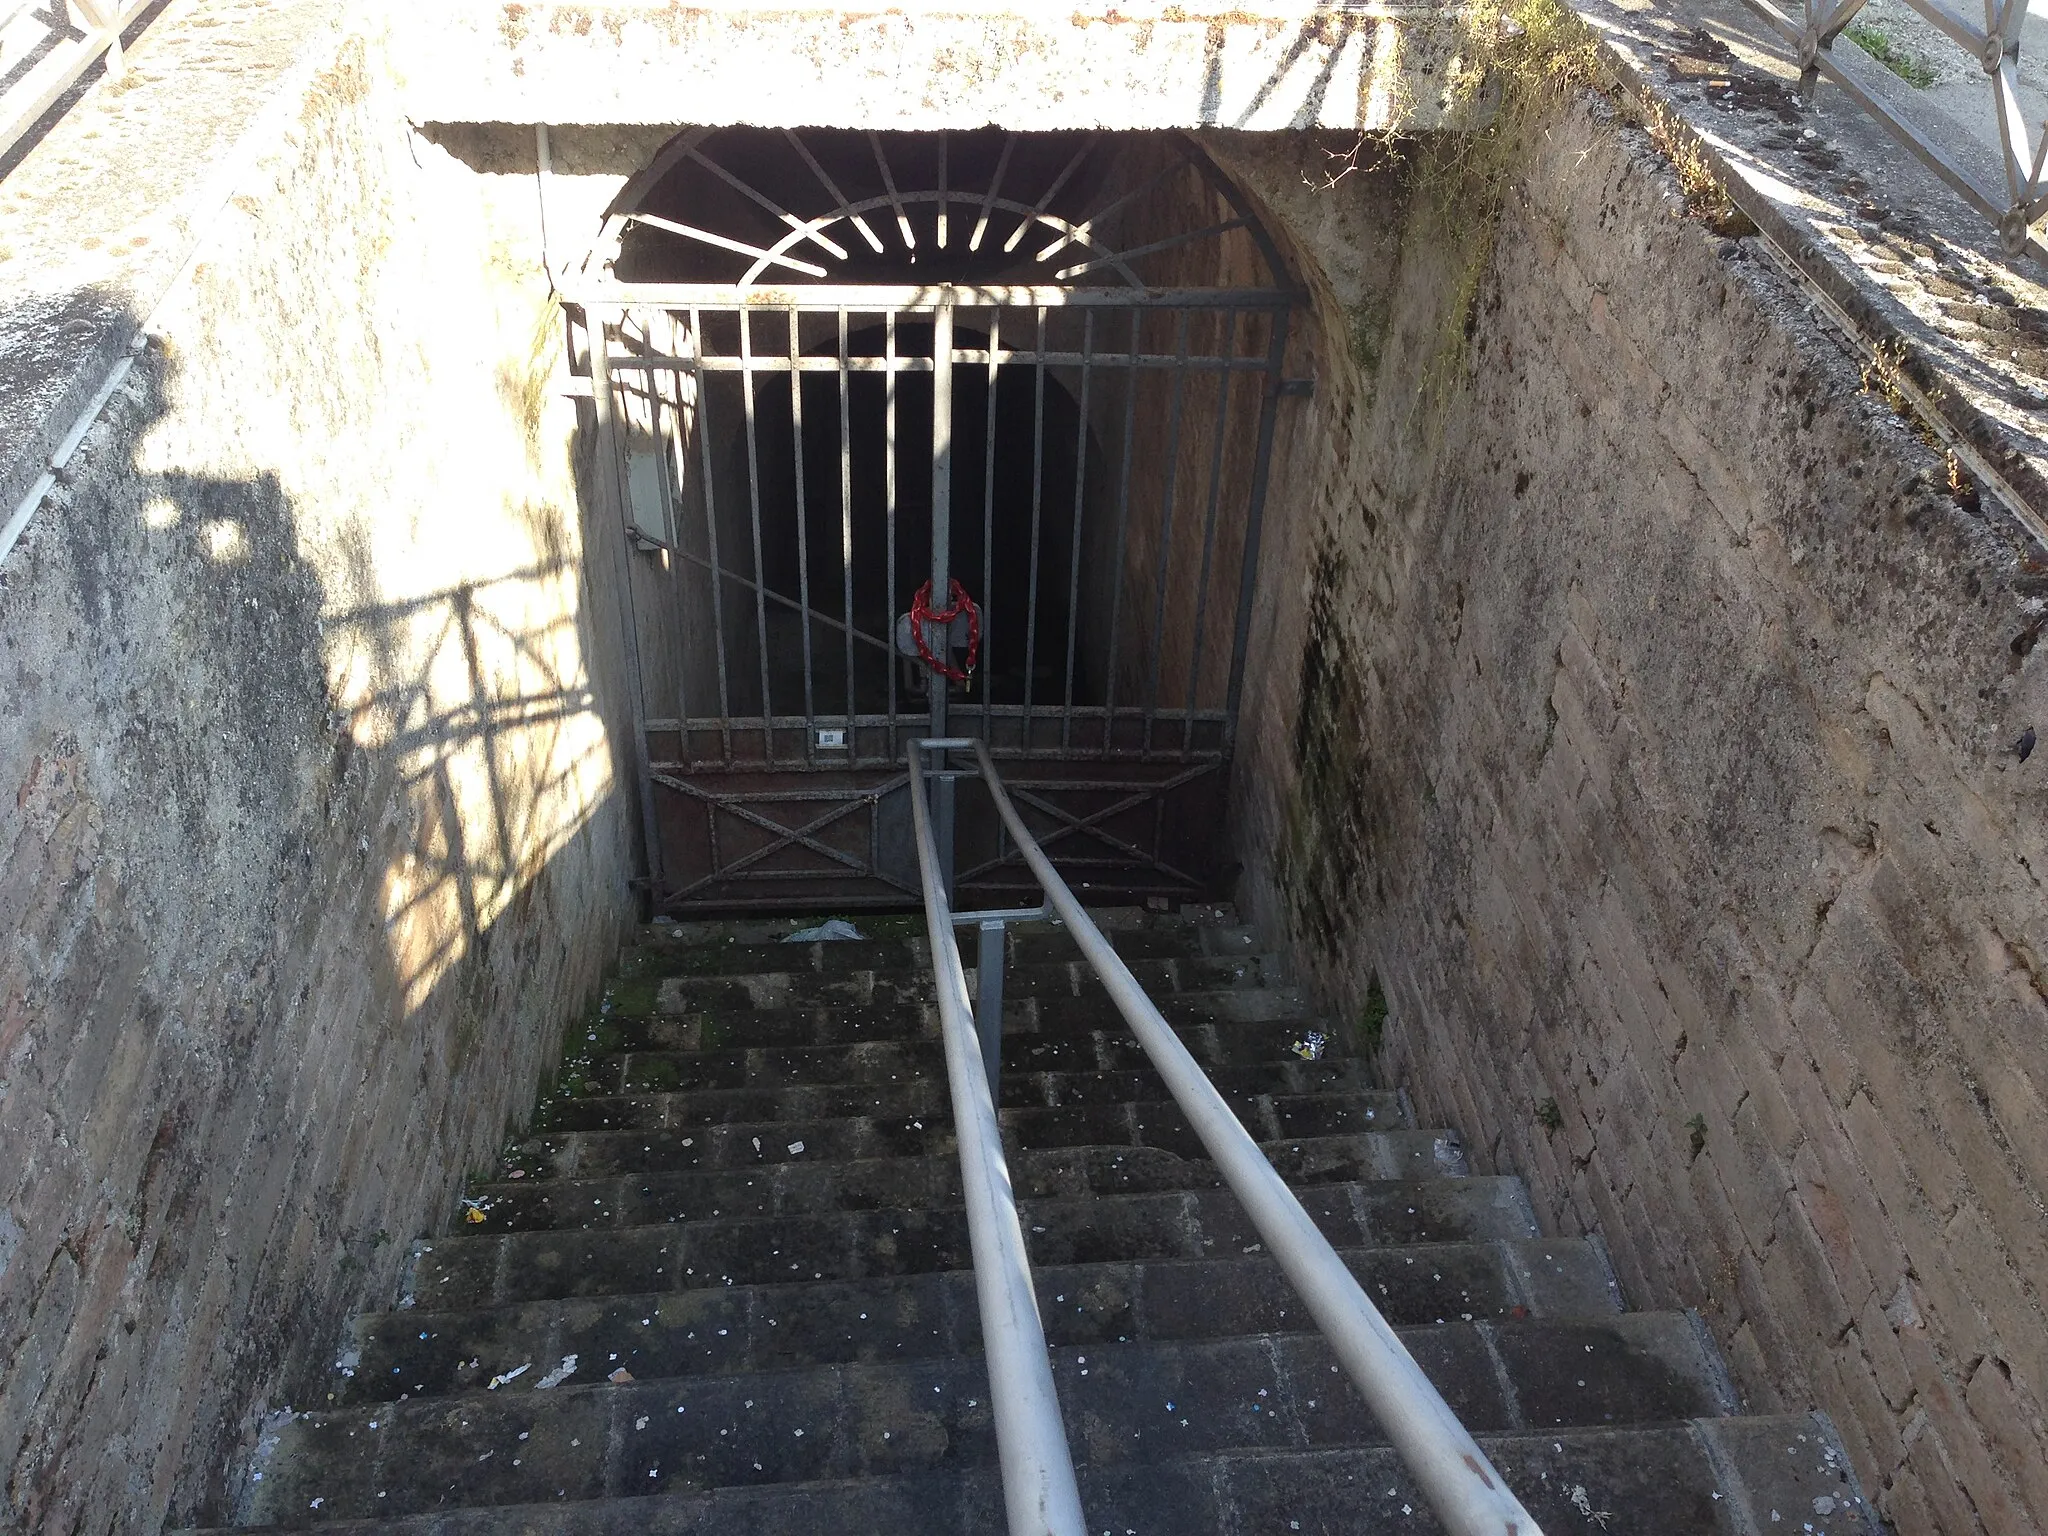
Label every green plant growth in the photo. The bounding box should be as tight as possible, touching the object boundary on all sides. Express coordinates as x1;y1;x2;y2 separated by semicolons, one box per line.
1536;1096;1564;1132
1636;98;1759;237
605;973;663;1017
1846;23;1938;87
496;296;562;464
1276;537;1373;956
1398;0;1612;399
853;912;927;941
1348;291;1392;375
1340;0;1771;402
1358;975;1390;1056
627;1056;684;1093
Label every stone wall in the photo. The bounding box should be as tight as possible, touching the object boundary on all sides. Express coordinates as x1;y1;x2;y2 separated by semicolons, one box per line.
1219;108;2048;1535
0;24;640;1533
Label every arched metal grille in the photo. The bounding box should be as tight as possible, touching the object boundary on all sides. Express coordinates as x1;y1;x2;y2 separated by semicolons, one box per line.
565;130;1303;912
584;127;1294;297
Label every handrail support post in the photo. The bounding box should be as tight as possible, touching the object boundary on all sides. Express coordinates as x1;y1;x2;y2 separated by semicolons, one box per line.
976;919;1006;1098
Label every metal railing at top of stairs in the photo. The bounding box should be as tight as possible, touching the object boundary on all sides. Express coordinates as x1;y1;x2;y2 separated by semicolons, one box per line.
1;0;161;163
906;737;1545;1536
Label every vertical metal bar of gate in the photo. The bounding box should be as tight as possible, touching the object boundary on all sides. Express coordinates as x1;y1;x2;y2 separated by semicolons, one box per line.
838;309;856;735
980;309;1001;717
788;308;817;762
658;317;691;746
738;306;775;759
885;312;900;763
929;298;956;891
1022;305;1047;748
1100;306;1142;756
1184;307;1237;760
1060;309;1094;752
1142;309;1193;754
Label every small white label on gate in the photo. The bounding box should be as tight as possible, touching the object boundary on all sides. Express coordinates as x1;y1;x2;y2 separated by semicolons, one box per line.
815;728;848;750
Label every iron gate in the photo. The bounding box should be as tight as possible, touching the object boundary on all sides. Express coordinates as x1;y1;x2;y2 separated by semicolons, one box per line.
568;129;1299;911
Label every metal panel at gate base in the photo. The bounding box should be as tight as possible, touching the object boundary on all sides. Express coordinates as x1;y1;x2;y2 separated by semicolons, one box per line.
570;129;1300;912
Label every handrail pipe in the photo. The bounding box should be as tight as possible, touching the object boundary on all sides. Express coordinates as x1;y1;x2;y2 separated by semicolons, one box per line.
955;737;1543;1536
905;741;1086;1536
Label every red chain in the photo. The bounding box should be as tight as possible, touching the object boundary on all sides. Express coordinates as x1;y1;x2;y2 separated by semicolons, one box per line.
909;578;981;683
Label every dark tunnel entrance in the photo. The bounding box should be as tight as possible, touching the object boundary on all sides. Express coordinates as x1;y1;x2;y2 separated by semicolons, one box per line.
729;318;1096;720
578;128;1297;909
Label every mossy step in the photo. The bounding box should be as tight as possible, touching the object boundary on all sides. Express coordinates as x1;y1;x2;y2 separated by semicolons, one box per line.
631;902;1242;955
246;1319;1736;1525
563;1031;1354;1099
530;1066;1383;1135
506;1089;1404;1178
621;921;1261;984
470;1129;1454;1235
410;1179;1539;1311
577;985;1319;1058
642;951;1282;1018
340;1236;1622;1406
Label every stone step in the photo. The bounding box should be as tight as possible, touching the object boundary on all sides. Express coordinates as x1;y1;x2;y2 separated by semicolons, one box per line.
504;1090;1420;1181
637;903;1244;950
340;1237;1623;1405
643;951;1283;1019
243;1320;1741;1525
625;919;1262;981
594;986;1323;1056
528;1071;1390;1138
207;1414;1881;1533
409;1180;1540;1311
565;1038;1359;1101
472;1131;1470;1234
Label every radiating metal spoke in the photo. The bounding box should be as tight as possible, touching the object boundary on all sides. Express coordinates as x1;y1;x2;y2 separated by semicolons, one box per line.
1003;134;1100;253
1057;219;1247;282
869;131;917;250
686;146;851;261
628;211;828;277
785;128;888;254
970;135;1018;252
1035;159;1189;263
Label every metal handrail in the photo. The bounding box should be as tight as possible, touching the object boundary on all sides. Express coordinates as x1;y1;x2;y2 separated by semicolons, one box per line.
1;0;159;163
904;740;1086;1536
933;736;1544;1536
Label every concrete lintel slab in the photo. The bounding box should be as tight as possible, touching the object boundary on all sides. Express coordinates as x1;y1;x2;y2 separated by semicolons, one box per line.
387;3;1484;135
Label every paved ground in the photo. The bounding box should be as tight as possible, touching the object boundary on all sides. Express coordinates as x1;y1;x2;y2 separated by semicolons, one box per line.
1575;0;2048;549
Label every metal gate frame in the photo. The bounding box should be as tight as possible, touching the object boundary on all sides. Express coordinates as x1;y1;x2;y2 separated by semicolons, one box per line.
564;130;1303;912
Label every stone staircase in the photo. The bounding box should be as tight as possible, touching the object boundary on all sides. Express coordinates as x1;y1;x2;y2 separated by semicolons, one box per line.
219;907;1877;1533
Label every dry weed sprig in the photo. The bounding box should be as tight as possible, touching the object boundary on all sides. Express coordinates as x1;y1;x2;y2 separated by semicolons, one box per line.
1637;98;1757;236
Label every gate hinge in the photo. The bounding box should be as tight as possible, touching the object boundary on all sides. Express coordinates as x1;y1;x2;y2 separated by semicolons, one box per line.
1277;377;1316;398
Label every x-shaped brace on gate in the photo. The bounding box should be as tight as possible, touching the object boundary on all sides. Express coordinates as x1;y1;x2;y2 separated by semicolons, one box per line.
955;763;1218;890
652;772;913;899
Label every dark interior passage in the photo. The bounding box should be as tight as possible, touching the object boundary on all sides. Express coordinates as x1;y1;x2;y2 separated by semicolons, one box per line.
702;318;1102;722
